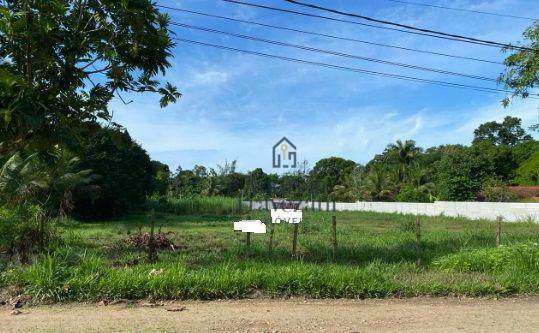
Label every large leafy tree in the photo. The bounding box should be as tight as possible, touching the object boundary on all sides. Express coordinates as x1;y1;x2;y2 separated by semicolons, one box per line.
499;22;538;127
435;145;494;201
0;0;180;155
308;157;357;196
473;116;532;146
74;128;156;218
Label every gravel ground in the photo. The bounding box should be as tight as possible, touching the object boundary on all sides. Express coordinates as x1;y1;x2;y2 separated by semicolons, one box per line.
1;297;539;332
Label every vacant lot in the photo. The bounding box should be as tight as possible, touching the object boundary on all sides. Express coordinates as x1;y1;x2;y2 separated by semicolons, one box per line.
2;297;539;332
1;210;539;301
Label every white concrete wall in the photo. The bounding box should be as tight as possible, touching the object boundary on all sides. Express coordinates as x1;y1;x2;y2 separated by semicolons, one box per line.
246;201;539;223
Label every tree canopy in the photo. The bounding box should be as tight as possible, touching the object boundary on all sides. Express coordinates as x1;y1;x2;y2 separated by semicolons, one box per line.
473;116;532;146
0;0;180;155
500;22;539;111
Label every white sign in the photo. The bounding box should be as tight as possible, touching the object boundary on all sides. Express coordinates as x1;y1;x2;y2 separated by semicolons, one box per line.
234;220;267;234
270;209;302;224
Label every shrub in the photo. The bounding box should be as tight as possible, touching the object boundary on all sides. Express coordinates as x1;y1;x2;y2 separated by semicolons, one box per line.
0;205;58;263
396;187;431;203
514;152;539;185
480;178;517;202
435;145;493;201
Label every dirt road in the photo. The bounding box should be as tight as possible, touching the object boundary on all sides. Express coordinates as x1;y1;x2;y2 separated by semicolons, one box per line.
1;297;539;332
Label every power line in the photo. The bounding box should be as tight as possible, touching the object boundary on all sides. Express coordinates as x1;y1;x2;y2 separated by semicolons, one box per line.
171;22;497;82
218;0;497;48
172;37;537;97
386;0;538;21
220;0;531;52
281;0;534;51
156;4;503;65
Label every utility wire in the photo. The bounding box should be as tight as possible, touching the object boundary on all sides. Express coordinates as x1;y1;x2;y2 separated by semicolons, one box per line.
156;4;503;65
386;0;538;21
219;0;499;48
281;0;534;51
173;37;537;97
171;22;497;82
220;0;532;51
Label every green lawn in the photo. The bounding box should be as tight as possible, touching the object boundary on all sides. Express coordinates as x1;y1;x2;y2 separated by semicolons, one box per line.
2;210;539;301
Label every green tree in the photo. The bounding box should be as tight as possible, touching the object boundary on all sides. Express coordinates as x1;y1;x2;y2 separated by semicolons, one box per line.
435;146;494;201
308;157;357;198
0;0;180;155
245;168;271;199
514;152;539;185
0;152;48;206
0;149;95;216
499;22;539;108
360;167;395;201
512;140;539;165
372;140;422;185
387;140;421;167
473;116;532;146
151;160;170;197
49;150;96;217
73;128;156;218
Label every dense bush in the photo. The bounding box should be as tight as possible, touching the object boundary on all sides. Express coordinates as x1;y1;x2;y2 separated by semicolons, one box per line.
435;145;493;201
396;186;432;203
480;178;518;202
514;152;539;185
73;129;157;219
0;205;57;263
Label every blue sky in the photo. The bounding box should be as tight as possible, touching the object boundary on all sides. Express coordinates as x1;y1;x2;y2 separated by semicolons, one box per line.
111;0;539;172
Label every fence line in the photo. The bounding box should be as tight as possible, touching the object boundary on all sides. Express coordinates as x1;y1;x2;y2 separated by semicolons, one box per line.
247;200;539;223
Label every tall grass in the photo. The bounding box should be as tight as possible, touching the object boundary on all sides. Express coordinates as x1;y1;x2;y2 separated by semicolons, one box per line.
6;248;539;301
147;196;240;216
3;211;539;301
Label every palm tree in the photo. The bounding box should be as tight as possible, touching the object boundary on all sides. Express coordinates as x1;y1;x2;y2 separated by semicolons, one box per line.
386;140;421;183
0;153;49;206
0;150;96;216
361;168;395;201
49;150;97;217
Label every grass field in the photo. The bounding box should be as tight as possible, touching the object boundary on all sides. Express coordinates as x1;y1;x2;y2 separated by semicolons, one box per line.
1;210;539;302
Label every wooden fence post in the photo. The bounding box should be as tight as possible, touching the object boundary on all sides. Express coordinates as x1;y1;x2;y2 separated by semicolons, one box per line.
496;216;502;247
291;224;299;259
332;215;337;262
268;223;275;253
415;216;421;266
246;232;251;257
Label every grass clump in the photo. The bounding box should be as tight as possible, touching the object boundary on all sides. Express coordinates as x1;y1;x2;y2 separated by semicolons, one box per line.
147;196;240;216
433;243;539;273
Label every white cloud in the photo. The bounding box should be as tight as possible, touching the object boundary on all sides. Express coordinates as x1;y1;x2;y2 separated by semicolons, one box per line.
186;70;230;88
